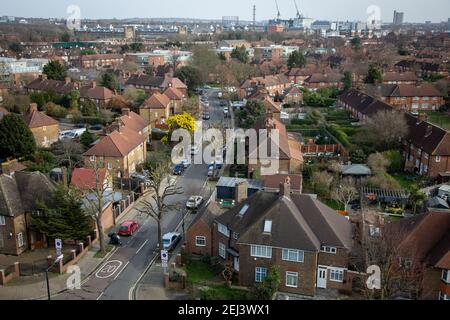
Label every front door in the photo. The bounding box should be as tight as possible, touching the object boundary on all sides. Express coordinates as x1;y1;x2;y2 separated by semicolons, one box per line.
317;267;327;289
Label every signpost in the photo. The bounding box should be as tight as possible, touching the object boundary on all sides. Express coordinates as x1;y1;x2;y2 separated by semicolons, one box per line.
161;250;169;272
55;239;62;257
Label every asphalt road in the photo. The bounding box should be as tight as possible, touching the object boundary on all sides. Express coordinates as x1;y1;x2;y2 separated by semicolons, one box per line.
53;89;223;300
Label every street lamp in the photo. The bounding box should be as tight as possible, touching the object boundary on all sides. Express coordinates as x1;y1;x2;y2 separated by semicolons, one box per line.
45;254;63;300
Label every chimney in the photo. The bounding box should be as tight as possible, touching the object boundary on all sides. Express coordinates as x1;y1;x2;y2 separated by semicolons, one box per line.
64;77;71;84
279;176;291;198
235;180;248;204
39;74;47;80
122;108;131;117
418;112;428;124
91;81;96;88
29;103;38;113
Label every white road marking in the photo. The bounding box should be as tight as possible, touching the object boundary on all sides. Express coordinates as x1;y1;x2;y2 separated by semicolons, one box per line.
95;260;123;279
136;240;149;255
113;261;130;280
96;292;104;300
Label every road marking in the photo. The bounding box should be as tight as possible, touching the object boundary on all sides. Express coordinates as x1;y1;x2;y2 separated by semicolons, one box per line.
96;292;104;300
136;239;149;255
128;253;158;300
95;260;123;279
113;261;130;281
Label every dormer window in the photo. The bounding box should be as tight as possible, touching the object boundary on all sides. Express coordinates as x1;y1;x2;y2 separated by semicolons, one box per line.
263;220;272;233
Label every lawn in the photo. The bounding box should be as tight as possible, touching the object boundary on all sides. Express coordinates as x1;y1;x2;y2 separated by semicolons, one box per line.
391;172;422;191
425;111;450;130
198;284;250;300
185;260;218;285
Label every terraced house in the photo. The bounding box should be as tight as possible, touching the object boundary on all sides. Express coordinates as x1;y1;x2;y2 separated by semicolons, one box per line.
239;74;291;99
211;178;353;296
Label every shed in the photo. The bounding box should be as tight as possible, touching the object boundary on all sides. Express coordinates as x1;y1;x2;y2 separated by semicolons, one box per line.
427;197;450;210
216;177;263;200
438;185;450;198
342;164;372;176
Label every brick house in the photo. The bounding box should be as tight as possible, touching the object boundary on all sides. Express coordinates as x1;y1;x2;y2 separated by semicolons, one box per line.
366;84;445;113
210;178;353;296
239;74;291;100
107;108;151;142
139;92;170;127
80;54;124;69
163;86;186;115
22;103;60;148
125;73;187;95
83;125;147;178
304;73;343;90
283;86;303;105
79;81;115;108
24;75;77;95
0;171;55;255
382;71;418;85
388;211;450;300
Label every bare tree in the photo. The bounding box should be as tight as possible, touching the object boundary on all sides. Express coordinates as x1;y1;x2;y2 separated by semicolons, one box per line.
136;160;183;252
332;177;358;210
311;171;334;198
82;159;113;255
52;139;84;172
367;152;390;175
364;110;409;150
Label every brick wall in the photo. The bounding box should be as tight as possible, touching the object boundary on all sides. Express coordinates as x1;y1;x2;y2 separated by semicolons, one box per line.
31;124;59;148
185;219;213;256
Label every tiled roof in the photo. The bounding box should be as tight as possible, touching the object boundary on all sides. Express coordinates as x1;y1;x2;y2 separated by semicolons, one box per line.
125;74;165;87
71;167;107;190
22;109;59;128
80;54;123;61
164;86;185;100
25;78;77;95
141;92;170;109
305;73;342;84
383;71;418;82
79;85;114;101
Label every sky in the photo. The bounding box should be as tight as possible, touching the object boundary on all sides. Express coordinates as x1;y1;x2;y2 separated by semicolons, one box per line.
1;0;449;23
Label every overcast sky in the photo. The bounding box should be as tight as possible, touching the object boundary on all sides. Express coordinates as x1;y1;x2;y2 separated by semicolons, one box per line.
2;0;449;22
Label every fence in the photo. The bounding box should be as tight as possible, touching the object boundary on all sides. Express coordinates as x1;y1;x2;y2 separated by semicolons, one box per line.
113;192;136;220
19;259;48;276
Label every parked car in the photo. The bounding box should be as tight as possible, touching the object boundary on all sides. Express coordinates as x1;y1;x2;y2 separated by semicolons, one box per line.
186;195;204;210
90;124;104;131
160;232;181;251
118;220;139;236
173;163;185;175
203;112;210;120
181;159;190;168
74;123;86;129
208;165;214;177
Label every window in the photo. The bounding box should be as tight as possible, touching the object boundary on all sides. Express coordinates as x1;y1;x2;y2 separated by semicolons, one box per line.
219;242;226;259
321;246;337;254
195;236;206;247
17;232;24;248
255;267;267;283
107;162;113;170
329;268;344;282
90;155;96;162
282;249;304;262
218;223;230;237
251;245;272;258
0;215;5;226
436;155;441;163
263;220;272;233
286;272;298;288
442;269;450;284
239;204;249;216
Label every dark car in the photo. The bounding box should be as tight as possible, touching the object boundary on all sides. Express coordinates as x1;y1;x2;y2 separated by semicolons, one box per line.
90;124;104;131
173;163;185;175
203;113;210;120
74;123;86;129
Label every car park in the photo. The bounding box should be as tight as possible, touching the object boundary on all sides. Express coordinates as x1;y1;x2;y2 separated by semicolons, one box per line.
118;220;139;236
186;195;204;210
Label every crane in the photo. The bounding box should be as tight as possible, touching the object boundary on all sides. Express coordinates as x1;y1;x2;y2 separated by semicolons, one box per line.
294;0;301;19
275;0;281;21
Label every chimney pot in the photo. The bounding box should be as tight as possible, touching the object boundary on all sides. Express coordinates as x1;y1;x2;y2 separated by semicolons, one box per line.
29;103;38;113
280;176;291;198
235;180;248;204
122;108;131;117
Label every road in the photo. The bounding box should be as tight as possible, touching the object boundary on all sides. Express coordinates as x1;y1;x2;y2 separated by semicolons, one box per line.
53;89;223;300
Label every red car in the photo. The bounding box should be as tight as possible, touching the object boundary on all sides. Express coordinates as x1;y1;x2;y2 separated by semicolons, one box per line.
118;220;139;236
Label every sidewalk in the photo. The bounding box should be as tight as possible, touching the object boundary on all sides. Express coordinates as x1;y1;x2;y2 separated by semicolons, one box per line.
0;241;115;300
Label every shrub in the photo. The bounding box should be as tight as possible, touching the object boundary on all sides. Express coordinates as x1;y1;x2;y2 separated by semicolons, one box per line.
44;102;68;119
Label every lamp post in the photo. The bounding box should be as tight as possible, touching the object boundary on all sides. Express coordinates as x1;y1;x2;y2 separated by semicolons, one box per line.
45;255;63;300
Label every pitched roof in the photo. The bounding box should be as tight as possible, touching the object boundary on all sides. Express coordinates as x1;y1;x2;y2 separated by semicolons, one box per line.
0;171;55;217
141;92;170;109
116;111;149;133
216;191;352;251
79;85;114;101
263;97;281;113
164;86;185;100
342;164;372;176
305;73;342;84
25;78;77;95
240;74;290;89
367;83;444;97
284;86;303;97
262;174;303;193
80;53;123;61
22;109;59;128
125;74;165;87
383;71;418;82
83;126;146;157
71;167;107;190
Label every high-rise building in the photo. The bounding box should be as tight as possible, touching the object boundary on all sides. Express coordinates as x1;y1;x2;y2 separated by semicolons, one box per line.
447;18;450;30
393;10;404;25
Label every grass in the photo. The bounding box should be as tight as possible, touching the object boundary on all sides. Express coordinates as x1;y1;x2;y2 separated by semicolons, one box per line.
322;199;345;211
185;260;217;285
425;111;450;130
391;172;422;191
93;244;114;258
198;284;250;300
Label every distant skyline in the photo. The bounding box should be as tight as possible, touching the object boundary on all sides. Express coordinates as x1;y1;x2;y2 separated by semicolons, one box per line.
1;0;449;23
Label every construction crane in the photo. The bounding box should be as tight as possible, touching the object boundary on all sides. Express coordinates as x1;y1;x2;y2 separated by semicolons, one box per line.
275;0;281;21
294;0;301;19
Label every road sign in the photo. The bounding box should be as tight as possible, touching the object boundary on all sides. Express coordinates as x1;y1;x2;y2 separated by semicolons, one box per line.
161;250;168;262
55;239;62;256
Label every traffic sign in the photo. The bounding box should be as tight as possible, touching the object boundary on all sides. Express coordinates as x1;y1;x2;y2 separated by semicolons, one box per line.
55;239;62;256
161;250;168;262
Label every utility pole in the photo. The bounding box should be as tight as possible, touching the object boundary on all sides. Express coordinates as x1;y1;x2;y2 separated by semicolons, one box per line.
253;5;256;31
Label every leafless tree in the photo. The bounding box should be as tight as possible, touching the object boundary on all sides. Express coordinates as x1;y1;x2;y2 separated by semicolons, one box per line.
367;152;390;175
311;171;334;198
364;110;409;150
136;161;183;252
82;159;113;255
52;139;84;173
332;177;358;210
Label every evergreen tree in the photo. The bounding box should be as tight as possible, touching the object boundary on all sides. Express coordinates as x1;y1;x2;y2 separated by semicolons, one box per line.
366;64;383;84
100;72;119;91
80;129;96;148
230;45;249;63
0;114;36;159
82;99;99;117
343;71;353;90
33;185;93;241
43;60;68;81
287;50;307;69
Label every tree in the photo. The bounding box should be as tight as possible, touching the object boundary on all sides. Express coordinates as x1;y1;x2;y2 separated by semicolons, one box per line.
137;160;183;253
343;71;353;90
0;114;36;160
351;37;361;51
124;87;148;107
192;45;221;82
229;61;260;83
231;45;249;64
365;64;383;84
364;110;408;150
80;130;96;148
99;72;119;91
235;100;266;129
43;60;67;81
33;185;93;241
60;32;71;42
367;152;390;175
82;98;99;117
2;93;31;113
332;177;358;211
287;50;306;69
174;65;203;92
383;150;403;173
408;185;426;215
311;171;334;198
44;102;68;118
51;140;84;172
252;266;281;300
8;42;23;56
68;90;80;110
80;49;96;55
